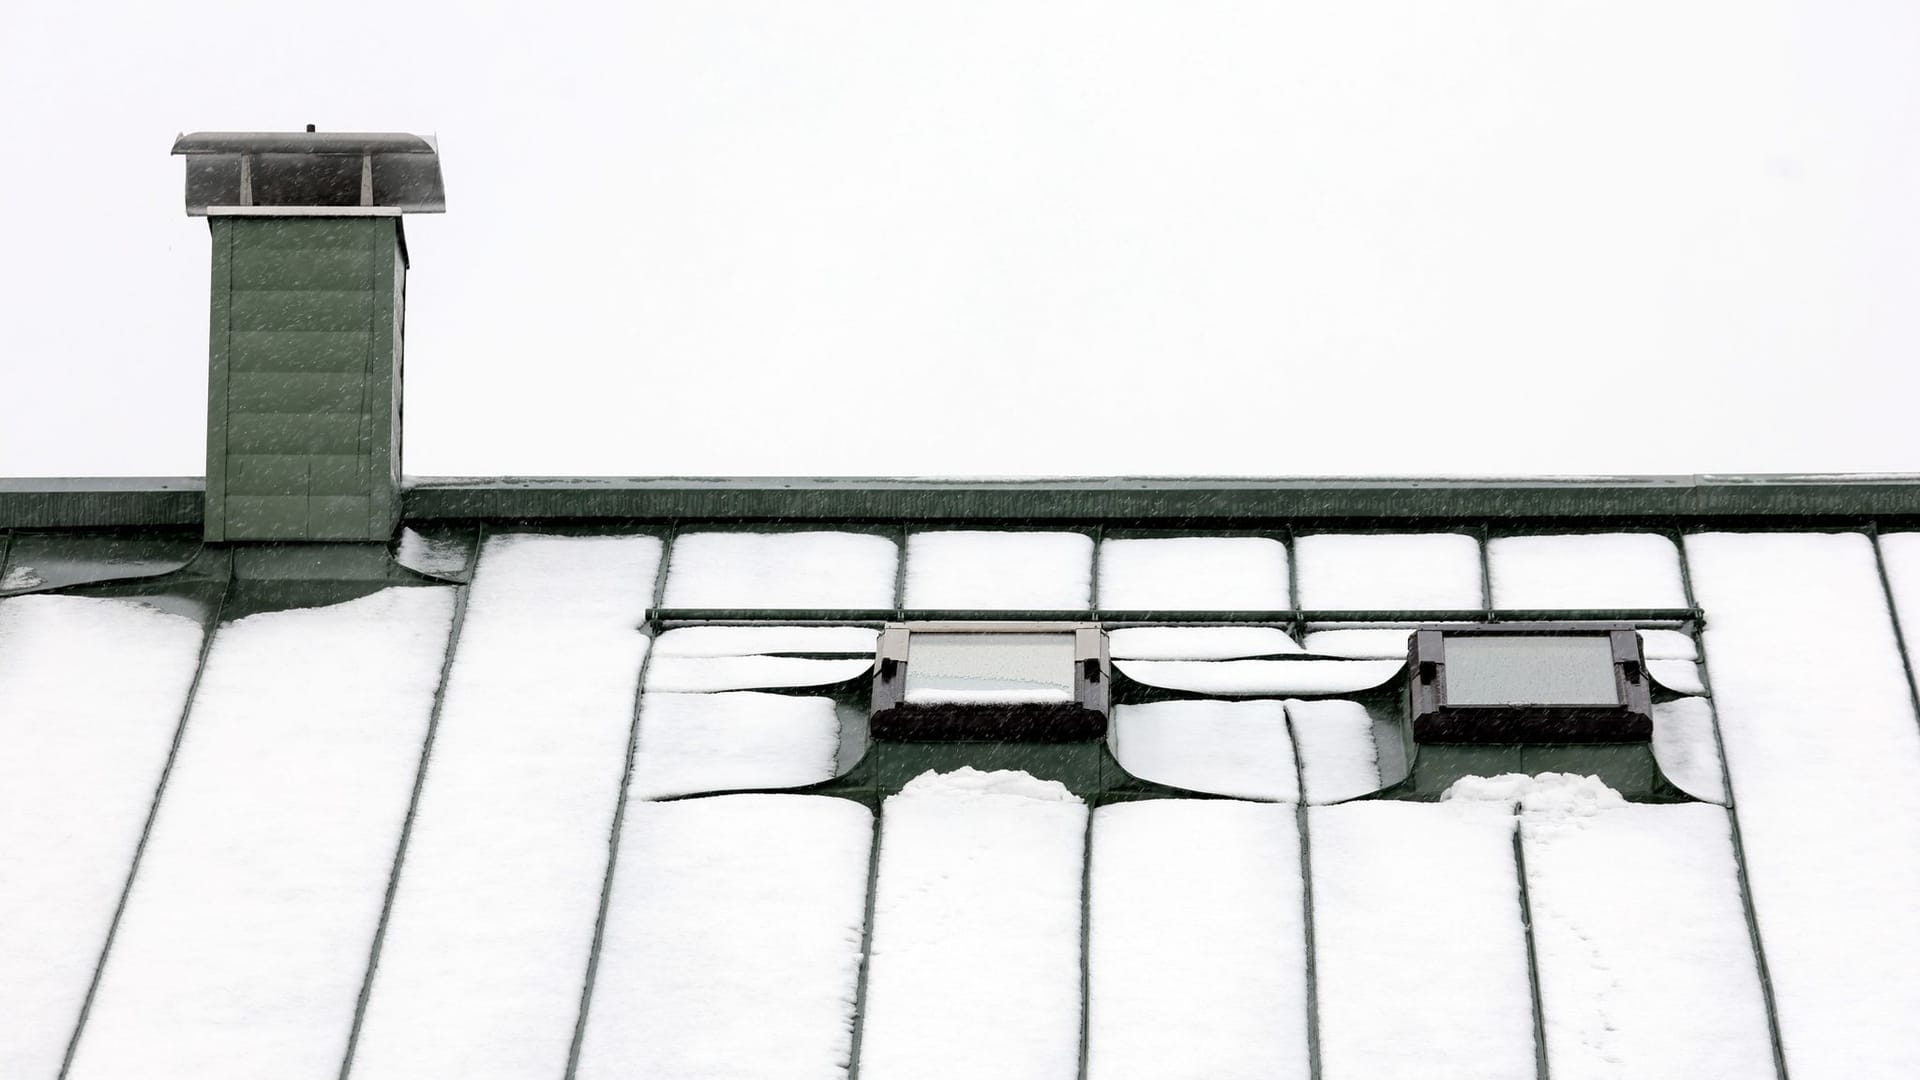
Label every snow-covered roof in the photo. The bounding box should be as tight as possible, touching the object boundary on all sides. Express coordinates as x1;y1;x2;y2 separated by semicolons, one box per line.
5;504;1920;1078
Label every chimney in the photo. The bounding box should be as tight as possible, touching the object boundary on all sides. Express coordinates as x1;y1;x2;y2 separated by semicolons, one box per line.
172;131;445;542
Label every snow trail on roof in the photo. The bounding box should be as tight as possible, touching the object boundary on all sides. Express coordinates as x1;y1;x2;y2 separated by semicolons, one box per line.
1295;533;1483;611
646;653;873;691
351;534;660;1080
0;596;203;1079
630;691;842;798
1107;625;1301;659
1111;699;1297;800
653;624;879;656
1521;800;1775;1080
1309;801;1536;1080
664;531;898;610
576;795;873;1080
1687;531;1920;1079
1115;657;1401;695
903;531;1093;610
65;586;454;1080
858;768;1086;1080
1096;536;1289;611
1086;800;1307;1080
1488;532;1687;609
1651;696;1726;803
1286;698;1382;803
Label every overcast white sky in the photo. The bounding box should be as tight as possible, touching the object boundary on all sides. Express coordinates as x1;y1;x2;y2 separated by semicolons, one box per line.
2;2;1916;478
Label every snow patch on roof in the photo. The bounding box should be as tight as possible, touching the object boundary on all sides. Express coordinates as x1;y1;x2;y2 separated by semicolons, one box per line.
664;531;898;610
1117;657;1401;695
1108;625;1300;660
895;766;1081;804
1441;772;1627;815
1111;699;1296;801
1097;536;1289;611
1296;533;1483;611
904;530;1093;610
1489;532;1686;609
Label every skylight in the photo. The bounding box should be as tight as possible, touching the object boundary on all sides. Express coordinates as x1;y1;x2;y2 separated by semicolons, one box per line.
1443;635;1621;706
902;632;1077;704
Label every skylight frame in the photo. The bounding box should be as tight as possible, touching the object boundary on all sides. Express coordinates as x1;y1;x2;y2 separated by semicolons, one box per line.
869;621;1109;741
1407;624;1653;744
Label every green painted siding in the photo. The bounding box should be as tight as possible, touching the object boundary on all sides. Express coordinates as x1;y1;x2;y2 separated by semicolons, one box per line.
204;218;405;542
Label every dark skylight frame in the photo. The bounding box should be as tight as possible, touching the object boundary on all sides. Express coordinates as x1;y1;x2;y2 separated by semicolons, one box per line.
1408;624;1653;744
870;622;1109;741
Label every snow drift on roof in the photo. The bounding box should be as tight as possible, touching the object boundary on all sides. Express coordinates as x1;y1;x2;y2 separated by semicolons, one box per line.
665;531;898;610
903;531;1093;611
1296;533;1483;611
1111;699;1297;801
630;692;842;798
1488;532;1686;610
1096;536;1289;611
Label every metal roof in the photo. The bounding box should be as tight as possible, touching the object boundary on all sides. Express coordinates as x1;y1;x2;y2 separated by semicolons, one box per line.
8;493;1920;1078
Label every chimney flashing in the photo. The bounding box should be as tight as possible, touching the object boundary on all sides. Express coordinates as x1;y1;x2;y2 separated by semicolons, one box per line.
203;205;404;217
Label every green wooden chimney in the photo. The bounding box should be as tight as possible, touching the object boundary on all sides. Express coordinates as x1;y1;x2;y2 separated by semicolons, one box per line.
173;131;445;542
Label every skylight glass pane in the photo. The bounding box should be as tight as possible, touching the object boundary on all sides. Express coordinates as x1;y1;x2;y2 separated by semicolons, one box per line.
904;632;1076;704
1444;635;1619;706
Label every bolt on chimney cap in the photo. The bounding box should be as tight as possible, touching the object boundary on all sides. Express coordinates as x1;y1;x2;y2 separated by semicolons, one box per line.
171;130;445;216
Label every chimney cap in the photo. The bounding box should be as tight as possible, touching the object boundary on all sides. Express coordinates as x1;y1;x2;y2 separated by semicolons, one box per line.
172;129;445;215
172;130;437;156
